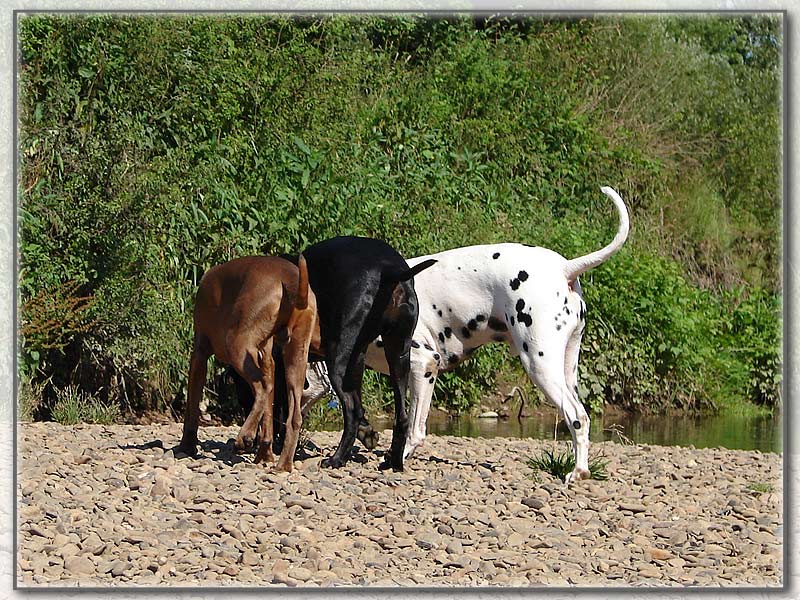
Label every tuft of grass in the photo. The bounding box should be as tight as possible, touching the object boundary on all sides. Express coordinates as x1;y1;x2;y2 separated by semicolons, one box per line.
528;446;609;482
746;481;774;495
51;385;120;425
18;378;46;422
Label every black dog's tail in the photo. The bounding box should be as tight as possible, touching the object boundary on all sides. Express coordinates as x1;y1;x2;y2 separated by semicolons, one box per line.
386;258;438;283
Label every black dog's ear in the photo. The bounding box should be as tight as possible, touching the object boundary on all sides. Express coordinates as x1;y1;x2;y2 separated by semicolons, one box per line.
393;258;438;282
278;253;299;266
384;258;437;283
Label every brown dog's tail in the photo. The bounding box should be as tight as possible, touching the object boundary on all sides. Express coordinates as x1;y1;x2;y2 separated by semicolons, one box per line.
295;253;310;310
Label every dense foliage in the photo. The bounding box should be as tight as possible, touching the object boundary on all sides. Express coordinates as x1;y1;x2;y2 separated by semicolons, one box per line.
17;15;781;423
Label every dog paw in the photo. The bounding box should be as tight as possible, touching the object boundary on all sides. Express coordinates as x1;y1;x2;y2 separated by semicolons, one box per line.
275;459;294;473
321;456;344;469
564;467;591;485
378;452;404;472
357;427;380;450
234;434;255;453
174;441;197;457
254;442;274;464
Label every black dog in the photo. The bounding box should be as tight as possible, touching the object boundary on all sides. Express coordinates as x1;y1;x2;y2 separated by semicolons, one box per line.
235;236;436;471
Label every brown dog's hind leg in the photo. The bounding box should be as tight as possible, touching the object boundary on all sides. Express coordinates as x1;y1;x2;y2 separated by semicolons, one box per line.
177;339;210;456
235;337;274;455
276;311;316;472
253;337;276;464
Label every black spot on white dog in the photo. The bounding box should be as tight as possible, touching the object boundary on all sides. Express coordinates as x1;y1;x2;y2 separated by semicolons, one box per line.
538;351;544;357
461;327;471;339
429;377;435;384
556;324;561;331
522;342;528;352
510;316;515;326
488;316;508;332
468;318;479;330
438;310;443;317
519;313;533;327
510;278;520;291
493;252;500;259
438;332;445;343
516;298;525;312
432;304;437;310
518;270;529;282
444;327;452;339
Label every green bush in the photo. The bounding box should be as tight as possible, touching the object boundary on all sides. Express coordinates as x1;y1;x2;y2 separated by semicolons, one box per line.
17;15;781;420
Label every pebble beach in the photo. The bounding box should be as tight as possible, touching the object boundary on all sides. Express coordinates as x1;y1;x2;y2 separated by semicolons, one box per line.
16;422;782;588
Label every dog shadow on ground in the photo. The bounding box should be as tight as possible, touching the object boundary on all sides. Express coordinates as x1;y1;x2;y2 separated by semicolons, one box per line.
118;437;399;469
424;454;498;472
296;437;373;464
118;438;248;466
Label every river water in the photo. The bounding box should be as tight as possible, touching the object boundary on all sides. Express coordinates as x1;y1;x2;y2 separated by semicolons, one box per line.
356;408;781;454
418;409;783;454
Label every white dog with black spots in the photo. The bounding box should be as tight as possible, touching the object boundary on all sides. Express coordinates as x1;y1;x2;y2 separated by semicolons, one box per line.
306;186;629;484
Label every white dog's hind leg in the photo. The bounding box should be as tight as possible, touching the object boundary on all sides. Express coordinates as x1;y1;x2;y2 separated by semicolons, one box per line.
516;338;591;484
404;347;439;459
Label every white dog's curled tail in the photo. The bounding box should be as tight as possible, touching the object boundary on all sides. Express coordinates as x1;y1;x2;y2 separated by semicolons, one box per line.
563;186;630;282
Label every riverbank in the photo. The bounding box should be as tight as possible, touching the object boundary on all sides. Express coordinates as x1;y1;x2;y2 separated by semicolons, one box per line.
17;422;782;587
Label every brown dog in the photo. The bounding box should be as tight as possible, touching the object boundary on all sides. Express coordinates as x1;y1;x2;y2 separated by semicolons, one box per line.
176;255;317;472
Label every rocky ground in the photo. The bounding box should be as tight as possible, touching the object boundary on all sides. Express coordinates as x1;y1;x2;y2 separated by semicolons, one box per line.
16;422;782;588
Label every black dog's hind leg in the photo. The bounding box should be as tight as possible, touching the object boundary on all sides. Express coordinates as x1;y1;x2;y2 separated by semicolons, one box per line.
271;348;288;455
379;309;417;469
323;348;366;468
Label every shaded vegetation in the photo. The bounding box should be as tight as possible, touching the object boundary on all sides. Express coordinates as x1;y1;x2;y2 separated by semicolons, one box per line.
17;14;781;423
